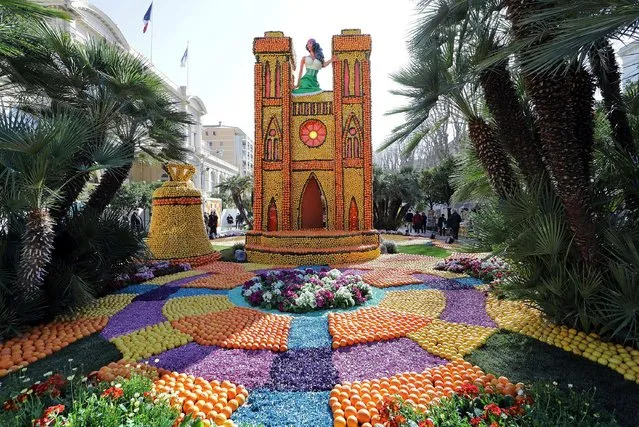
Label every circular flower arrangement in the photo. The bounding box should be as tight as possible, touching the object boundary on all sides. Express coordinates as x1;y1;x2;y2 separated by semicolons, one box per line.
242;268;372;313
299;119;327;147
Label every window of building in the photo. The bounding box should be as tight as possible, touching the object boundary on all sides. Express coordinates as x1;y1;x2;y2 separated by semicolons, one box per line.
205;131;208;136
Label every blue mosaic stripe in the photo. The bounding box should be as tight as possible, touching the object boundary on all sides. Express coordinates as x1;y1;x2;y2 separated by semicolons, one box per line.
232;390;331;427
113;284;160;295
288;317;332;349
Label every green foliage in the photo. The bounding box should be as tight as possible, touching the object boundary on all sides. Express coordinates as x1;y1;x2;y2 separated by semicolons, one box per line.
109;181;162;215
373;166;421;230
380;239;398;254
466;332;638;427
451;142;496;206
421;157;456;208
397;244;452;258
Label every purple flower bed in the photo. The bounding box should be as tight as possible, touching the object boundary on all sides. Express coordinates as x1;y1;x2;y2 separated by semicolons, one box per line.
268;348;338;391
186;347;277;389
132;284;179;302
440;289;496;327
146;342;213;372
434;256;510;283
413;274;453;284
112;260;192;287
100;300;167;339
242;269;372;313
332;338;446;382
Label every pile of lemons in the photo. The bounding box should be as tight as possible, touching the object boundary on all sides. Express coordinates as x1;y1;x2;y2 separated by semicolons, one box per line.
56;294;135;321
408;319;496;360
111;321;192;361
486;295;639;383
163;295;234;321
380;290;446;318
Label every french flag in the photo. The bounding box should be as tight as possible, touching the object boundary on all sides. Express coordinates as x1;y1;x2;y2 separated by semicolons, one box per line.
142;3;152;33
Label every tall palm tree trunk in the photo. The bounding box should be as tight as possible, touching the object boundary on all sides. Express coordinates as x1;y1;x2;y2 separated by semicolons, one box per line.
589;39;636;157
480;63;546;184
85;163;133;215
17;208;54;303
505;0;599;263
467;118;518;199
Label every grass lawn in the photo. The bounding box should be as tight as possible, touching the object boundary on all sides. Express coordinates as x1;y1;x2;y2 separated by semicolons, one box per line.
397;244;452;258
0;334;121;402
212;245;236;262
466;331;639;427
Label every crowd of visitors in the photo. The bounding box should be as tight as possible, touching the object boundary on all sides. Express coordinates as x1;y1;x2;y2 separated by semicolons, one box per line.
402;208;468;242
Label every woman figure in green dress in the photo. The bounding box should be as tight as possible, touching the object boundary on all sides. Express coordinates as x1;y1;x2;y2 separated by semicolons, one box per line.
292;38;337;96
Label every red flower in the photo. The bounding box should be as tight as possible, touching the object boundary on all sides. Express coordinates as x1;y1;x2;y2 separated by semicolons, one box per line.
2;399;18;411
47;374;67;388
101;386;124;399
490;422;499;427
458;383;480;396
50;388;61;399
419;421;434;427
16;393;29;403
470;417;482;426
31;382;50;396
43;404;65;418
394;415;407;424
485;403;502;416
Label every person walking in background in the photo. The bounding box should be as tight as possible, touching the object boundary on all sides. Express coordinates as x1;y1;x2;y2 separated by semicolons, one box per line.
235;213;242;229
204;212;209;236
130;209;143;233
412;211;422;235
404;210;413;233
437;214;447;236
448;210;462;240
208;211;218;239
420;212;427;234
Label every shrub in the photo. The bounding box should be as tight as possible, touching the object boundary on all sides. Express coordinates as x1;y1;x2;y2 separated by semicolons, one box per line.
381;239;398;254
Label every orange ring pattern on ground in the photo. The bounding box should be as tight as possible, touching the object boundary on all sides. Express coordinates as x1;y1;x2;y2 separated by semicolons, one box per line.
246;247;381;266
328;360;520;426
361;268;423;288
328;308;431;349
172;307;291;352
0;317;108;377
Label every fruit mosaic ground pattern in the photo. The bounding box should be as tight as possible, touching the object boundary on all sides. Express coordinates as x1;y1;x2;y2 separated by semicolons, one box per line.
3;250;639;426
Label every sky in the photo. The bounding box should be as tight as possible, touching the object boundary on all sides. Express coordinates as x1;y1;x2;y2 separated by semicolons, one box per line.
90;0;418;149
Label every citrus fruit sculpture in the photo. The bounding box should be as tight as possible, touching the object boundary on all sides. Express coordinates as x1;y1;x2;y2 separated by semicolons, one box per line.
147;163;220;266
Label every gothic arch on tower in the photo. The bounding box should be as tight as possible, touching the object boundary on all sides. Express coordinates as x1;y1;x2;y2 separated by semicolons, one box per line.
264;116;282;161
267;198;278;231
263;61;271;98
343;113;363;159
348;197;359;231
299;173;327;229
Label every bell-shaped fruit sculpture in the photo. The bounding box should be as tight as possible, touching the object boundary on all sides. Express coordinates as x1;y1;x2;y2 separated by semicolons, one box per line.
147;163;220;266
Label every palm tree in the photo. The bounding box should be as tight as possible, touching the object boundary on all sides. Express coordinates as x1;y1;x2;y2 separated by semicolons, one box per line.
0;28;191;221
0;107;128;303
216;175;253;229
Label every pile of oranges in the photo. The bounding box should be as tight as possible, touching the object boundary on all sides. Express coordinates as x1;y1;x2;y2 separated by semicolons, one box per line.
163;295;234;321
379;290;446;317
486;295;639;383
180;263;256;290
145;270;206;286
172;307;291;351
328;308;431;349
329;360;520;427
361;269;423;288
111;321;193;361
154;372;248;427
0;317;108;377
94;360;161;383
407;319;496;360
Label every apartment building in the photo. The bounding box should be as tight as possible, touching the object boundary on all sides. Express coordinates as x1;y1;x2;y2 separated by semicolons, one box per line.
202;123;254;177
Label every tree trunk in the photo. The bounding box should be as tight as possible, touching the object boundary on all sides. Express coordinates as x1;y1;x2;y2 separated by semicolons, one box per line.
467;118;518;199
232;193;252;229
480;63;546;184
17;209;54;303
505;0;599;263
567;68;595;178
589;39;636;157
85;163;133;215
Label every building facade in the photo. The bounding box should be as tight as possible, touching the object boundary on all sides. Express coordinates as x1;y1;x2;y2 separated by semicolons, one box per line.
37;0;238;195
619;41;639;86
202;123;254;177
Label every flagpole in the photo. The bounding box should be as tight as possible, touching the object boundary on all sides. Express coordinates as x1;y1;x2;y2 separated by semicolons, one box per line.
186;40;190;93
150;1;154;63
